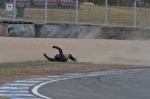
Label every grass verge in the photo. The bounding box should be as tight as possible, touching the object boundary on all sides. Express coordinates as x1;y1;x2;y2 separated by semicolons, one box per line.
0;60;150;86
1;5;150;26
0;97;9;99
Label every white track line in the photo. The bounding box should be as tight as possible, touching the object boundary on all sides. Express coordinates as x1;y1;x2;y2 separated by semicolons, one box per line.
32;78;70;99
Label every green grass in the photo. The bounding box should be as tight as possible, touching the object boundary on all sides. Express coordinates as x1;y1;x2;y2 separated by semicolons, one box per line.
0;97;9;99
0;60;91;85
0;60;150;86
1;5;150;26
0;60;78;78
0;96;10;99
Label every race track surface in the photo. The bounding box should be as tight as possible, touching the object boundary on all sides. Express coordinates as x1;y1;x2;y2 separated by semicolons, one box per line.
38;70;150;99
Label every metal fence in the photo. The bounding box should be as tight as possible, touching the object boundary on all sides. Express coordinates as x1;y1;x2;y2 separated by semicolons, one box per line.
0;0;150;27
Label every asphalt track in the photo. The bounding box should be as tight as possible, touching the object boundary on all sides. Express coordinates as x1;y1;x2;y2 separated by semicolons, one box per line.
37;70;150;99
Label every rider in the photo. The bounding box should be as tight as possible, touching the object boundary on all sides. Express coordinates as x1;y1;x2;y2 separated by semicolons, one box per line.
44;46;77;62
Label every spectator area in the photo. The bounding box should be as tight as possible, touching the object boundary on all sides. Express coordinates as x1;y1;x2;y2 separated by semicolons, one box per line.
1;0;76;8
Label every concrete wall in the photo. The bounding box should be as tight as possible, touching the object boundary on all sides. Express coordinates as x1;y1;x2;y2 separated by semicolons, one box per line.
5;24;35;37
38;25;150;40
0;24;6;36
100;26;150;40
38;25;101;38
4;24;150;40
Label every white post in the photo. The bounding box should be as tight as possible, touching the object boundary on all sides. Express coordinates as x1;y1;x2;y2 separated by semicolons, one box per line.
105;0;108;25
118;0;119;7
88;8;90;22
44;0;48;24
27;4;29;19
13;0;16;20
134;0;137;28
75;0;78;25
70;8;71;22
144;11;146;27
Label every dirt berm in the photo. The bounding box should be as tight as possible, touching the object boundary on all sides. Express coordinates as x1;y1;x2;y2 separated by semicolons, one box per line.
0;37;150;66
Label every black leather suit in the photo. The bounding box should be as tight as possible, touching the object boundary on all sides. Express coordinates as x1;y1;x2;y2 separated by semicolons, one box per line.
44;46;76;62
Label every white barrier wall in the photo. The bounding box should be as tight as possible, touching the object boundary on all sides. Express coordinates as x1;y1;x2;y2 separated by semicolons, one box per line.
5;24;35;37
38;25;150;40
4;24;150;40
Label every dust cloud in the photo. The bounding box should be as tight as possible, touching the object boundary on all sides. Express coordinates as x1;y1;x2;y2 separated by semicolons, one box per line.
75;40;150;66
73;27;150;66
